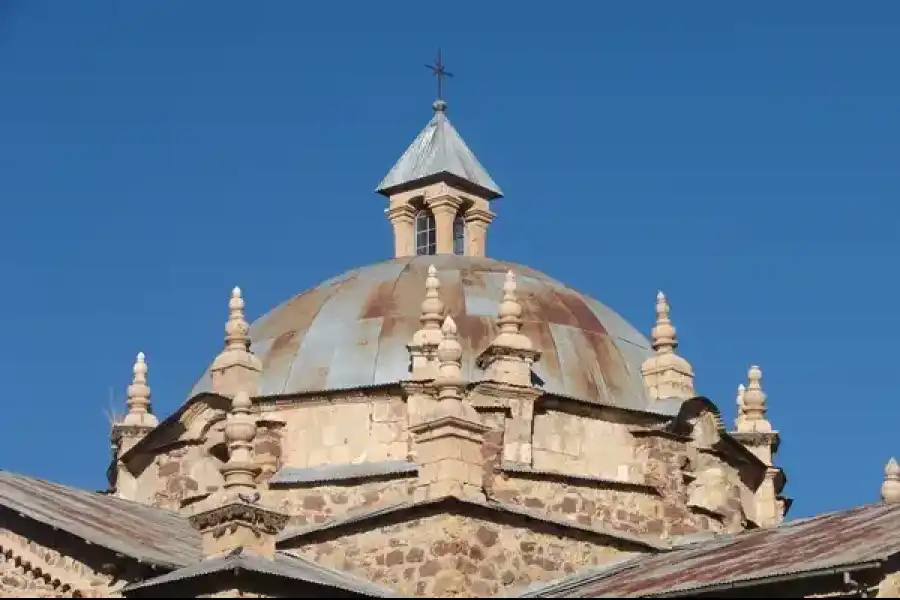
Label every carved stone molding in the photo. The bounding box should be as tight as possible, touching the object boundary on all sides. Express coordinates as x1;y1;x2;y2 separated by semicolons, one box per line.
0;529;120;598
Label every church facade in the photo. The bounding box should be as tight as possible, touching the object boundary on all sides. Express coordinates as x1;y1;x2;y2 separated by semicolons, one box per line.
2;91;900;599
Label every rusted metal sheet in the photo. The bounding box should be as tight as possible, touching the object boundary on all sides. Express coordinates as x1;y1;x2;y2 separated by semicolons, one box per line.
188;255;664;415
519;502;900;597
0;471;199;567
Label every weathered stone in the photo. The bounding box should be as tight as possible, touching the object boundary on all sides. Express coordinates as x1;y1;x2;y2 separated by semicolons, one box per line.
291;511;631;597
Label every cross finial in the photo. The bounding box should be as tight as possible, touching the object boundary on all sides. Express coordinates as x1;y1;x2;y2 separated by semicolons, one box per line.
425;48;453;107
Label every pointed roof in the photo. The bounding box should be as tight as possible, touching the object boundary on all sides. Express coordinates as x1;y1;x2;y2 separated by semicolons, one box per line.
376;100;503;199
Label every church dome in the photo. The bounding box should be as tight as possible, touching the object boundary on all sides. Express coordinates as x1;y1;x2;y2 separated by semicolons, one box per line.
189;254;660;414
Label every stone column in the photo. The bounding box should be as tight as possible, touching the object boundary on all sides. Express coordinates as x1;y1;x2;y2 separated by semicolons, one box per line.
464;208;494;258
428;193;462;255
387;204;416;258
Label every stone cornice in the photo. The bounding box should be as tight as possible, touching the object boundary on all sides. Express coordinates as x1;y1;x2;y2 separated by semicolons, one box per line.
730;430;781;454
110;423;155;442
188;501;289;538
476;345;542;369
408;414;492;441
468;380;543;408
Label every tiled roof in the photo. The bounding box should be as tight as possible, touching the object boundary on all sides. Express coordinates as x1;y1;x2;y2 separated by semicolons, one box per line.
0;470;200;567
125;548;399;597
514;502;900;597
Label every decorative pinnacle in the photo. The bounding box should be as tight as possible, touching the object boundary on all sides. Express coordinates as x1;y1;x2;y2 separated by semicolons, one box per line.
436;316;465;403
417;265;445;344
498;271;524;331
225;286;251;352
123;351;157;427
882;458;900;504
437;316;462;367
651;291;677;354
736;383;746;415
742;365;767;419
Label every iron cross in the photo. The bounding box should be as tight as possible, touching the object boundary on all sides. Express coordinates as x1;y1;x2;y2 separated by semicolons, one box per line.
425;49;453;101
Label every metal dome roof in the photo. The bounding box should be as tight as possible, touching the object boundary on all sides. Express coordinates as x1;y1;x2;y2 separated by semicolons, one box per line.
189;255;664;414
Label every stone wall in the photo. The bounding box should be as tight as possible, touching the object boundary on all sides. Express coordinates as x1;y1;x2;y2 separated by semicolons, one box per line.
634;431;741;535
292;509;635;597
278;395;409;468
270;478;414;527
531;410;640;481
151;443;224;511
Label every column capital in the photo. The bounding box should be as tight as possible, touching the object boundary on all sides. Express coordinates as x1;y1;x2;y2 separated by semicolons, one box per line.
387;204;416;222
465;207;495;225
427;194;463;214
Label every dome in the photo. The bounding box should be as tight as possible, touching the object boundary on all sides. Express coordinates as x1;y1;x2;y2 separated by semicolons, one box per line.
189;255;661;414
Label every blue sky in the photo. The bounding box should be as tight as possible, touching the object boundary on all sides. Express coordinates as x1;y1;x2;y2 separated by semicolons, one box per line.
1;2;897;519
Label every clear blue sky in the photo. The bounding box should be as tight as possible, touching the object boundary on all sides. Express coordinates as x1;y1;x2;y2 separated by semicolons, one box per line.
1;2;897;519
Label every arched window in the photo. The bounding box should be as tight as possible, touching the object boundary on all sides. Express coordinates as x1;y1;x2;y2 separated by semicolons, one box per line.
415;210;436;256
453;213;465;255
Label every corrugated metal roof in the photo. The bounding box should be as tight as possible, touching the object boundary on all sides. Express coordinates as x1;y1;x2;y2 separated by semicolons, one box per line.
188;255;668;416
0;471;199;567
125;548;399;597
516;502;900;597
375;101;503;199
269;460;417;486
277;494;668;551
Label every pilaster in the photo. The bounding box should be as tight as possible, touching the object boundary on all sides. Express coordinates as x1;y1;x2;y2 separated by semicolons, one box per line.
464;206;494;257
387;203;416;258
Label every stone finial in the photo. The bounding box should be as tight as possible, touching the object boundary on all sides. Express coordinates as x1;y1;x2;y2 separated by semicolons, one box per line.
651;291;677;354
436;316;464;403
742;365;767;419
211;286;262;396
883;458;900;504
476;271;541;387
122;352;158;428
494;271;534;352
219;391;260;492
225;287;250;352
641;291;694;400
408;265;446;380
419;265;445;345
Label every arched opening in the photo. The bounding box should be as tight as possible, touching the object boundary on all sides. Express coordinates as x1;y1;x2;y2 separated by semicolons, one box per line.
415;209;436;256
453;213;466;255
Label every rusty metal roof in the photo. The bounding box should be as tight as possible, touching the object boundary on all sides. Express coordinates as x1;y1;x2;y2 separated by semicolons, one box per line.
0;471;199;568
515;502;900;597
188;255;666;415
125;548;399;597
375;100;503;199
